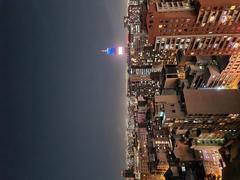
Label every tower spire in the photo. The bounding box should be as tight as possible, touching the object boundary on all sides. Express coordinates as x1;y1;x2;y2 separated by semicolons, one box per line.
100;46;124;56
100;49;107;53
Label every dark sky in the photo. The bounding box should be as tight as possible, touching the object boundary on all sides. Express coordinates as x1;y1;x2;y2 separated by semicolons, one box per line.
0;0;127;179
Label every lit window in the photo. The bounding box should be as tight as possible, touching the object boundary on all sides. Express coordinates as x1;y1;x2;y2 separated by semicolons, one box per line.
230;6;236;10
209;16;215;22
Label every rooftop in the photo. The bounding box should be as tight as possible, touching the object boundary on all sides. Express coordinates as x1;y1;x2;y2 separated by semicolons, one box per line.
155;95;179;104
155;95;185;118
183;89;240;115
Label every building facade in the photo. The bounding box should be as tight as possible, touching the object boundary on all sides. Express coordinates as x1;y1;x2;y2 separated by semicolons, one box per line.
154;89;240;131
146;0;240;55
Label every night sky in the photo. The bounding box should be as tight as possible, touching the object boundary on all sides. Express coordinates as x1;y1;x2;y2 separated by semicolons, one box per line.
0;0;127;179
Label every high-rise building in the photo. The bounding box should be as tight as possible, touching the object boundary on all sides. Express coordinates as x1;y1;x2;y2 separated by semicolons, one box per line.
207;55;240;88
155;0;240;89
128;66;162;97
154;89;240;131
101;46;124;56
125;5;142;33
146;0;240;56
177;52;240;89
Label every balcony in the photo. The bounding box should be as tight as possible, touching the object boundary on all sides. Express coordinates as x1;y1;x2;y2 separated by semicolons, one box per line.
156;1;194;12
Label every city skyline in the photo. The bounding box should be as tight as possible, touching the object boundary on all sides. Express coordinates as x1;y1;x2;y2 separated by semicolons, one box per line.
124;0;240;180
0;0;240;180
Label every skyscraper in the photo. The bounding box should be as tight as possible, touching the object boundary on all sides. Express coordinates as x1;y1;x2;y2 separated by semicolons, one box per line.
101;46;124;56
145;0;240;88
154;89;240;130
146;0;240;56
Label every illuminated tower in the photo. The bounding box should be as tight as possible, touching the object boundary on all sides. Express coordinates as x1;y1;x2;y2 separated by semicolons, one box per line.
101;46;124;56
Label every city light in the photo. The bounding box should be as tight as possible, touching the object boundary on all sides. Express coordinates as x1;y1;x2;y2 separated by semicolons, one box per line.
216;86;227;90
123;0;240;179
101;46;124;56
118;46;124;55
